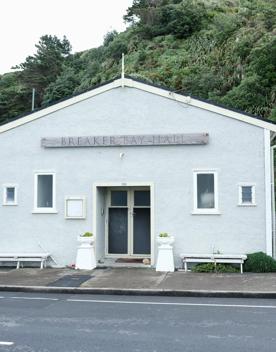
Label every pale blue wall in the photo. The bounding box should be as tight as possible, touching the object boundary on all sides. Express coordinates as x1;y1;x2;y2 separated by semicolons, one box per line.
0;87;266;267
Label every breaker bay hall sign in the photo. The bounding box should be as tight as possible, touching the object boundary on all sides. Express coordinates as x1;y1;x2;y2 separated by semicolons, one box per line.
41;133;209;148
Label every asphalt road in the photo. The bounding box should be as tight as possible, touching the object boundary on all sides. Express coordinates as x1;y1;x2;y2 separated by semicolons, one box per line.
0;292;275;352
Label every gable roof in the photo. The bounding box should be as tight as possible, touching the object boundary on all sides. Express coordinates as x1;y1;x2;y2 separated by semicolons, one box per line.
1;76;276;133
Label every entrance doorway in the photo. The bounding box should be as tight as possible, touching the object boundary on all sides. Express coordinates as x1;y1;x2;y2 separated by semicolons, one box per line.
106;188;151;257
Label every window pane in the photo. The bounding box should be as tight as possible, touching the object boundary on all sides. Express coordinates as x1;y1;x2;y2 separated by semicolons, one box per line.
111;191;127;206
6;187;15;203
197;174;215;209
37;175;53;208
242;186;252;203
134;191;150;206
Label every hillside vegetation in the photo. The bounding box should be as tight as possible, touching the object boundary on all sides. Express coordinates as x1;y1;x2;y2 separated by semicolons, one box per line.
0;0;275;125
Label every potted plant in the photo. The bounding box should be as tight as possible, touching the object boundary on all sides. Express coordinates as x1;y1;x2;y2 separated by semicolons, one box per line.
157;232;174;245
78;232;94;245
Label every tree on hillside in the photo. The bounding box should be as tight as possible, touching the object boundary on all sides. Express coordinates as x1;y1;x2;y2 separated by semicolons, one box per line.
124;0;206;39
0;72;30;124
14;35;72;108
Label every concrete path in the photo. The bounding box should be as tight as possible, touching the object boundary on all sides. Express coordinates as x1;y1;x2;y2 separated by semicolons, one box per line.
0;267;276;297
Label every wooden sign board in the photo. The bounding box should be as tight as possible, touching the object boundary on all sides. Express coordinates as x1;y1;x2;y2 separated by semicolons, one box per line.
41;133;209;148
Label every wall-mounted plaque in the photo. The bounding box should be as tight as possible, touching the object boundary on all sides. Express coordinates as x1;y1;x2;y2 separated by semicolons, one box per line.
65;197;86;219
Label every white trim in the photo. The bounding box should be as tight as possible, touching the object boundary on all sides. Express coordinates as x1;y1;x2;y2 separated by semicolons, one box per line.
191;211;221;215
92;183;97;262
64;196;86;219
2;184;18;206
192;170;219;215
264;129;273;256
238;183;256;206
1;78;276;134
105;188;151;258
93;182;155;266
33;172;57;214
32;209;58;214
125;78;276;131
0;80;121;134
271;145;276;259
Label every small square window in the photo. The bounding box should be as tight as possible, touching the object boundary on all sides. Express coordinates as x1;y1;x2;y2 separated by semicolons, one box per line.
239;184;256;206
3;185;17;205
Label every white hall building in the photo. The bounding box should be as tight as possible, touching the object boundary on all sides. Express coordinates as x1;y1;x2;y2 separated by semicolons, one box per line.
0;76;276;268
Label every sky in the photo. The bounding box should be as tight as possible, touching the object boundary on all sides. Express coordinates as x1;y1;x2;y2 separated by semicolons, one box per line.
0;0;133;74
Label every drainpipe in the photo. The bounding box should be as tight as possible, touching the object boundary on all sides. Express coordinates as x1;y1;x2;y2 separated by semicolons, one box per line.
271;144;276;258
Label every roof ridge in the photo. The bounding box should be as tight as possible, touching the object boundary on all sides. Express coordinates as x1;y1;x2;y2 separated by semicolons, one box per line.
1;75;276;131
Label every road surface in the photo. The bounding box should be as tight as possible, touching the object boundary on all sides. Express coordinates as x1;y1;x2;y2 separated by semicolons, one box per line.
0;292;275;351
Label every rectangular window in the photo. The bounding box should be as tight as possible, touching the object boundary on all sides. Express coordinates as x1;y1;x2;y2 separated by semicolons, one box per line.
3;184;17;205
238;184;256;206
34;172;56;213
193;171;219;214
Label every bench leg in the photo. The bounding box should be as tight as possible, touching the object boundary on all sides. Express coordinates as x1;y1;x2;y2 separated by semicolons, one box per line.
240;263;243;274
40;260;44;269
184;261;188;272
16;261;20;269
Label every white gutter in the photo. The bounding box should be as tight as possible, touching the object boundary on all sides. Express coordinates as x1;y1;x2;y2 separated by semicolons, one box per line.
271;144;276;258
264;129;273;256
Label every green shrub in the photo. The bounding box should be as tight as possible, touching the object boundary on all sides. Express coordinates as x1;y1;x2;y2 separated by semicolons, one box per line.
81;232;93;237
159;232;169;237
244;252;276;273
192;263;238;273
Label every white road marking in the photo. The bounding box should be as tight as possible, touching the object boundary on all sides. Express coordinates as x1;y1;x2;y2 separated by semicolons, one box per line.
67;299;276;309
10;296;59;301
0;342;14;346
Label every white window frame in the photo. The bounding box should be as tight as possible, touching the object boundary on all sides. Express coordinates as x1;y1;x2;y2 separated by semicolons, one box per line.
238;183;256;206
65;196;86;219
2;184;18;206
33;171;57;213
192;169;220;215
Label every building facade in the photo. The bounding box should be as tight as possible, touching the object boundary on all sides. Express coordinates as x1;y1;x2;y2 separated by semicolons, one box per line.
0;77;275;268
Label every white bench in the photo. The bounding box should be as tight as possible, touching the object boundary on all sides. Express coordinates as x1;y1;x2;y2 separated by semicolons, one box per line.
0;253;51;269
180;254;247;274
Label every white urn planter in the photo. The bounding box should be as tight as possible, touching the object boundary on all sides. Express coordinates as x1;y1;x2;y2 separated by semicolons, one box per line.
75;235;96;270
156;235;175;272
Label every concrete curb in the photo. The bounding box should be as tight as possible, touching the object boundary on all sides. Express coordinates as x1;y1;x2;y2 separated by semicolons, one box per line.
0;285;276;298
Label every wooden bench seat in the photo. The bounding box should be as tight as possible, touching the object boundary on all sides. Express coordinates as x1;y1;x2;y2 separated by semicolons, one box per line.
180;254;247;274
0;253;51;269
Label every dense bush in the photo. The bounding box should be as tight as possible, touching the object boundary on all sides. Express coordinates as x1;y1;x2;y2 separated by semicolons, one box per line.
244;252;276;273
124;0;207;39
192;263;239;273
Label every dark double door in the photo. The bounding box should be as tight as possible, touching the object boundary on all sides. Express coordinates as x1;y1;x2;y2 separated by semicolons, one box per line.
107;189;151;257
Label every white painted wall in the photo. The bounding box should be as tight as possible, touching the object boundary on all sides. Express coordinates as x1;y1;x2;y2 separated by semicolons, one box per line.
0;86;267;267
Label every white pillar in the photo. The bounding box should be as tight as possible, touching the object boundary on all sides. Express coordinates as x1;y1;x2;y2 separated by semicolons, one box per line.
156;237;175;272
75;237;96;270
